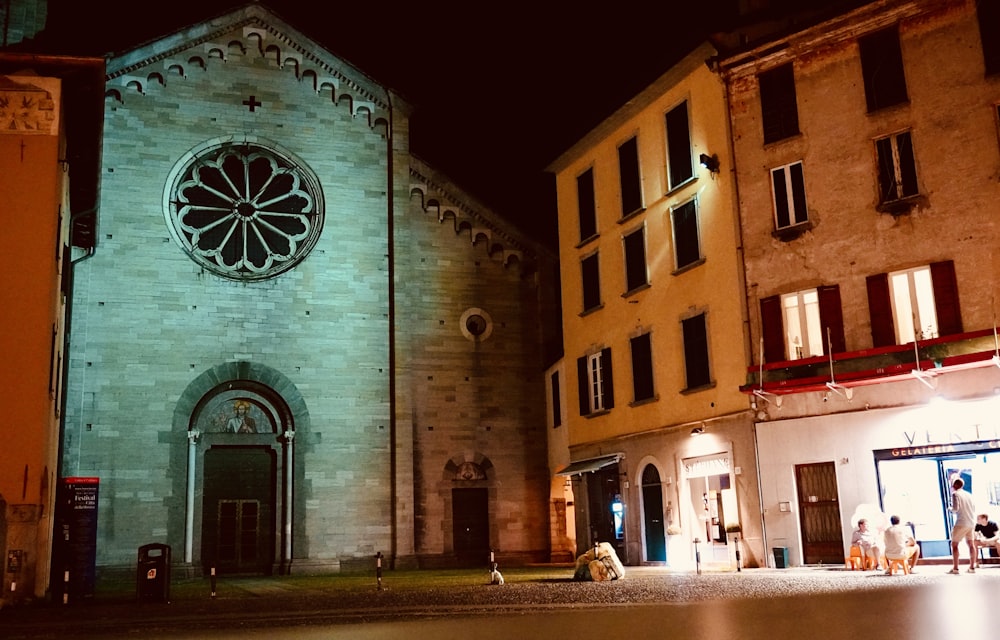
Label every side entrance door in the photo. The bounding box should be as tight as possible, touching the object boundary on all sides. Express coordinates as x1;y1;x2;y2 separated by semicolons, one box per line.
795;461;844;564
452;487;489;567
641;464;666;562
202;446;276;575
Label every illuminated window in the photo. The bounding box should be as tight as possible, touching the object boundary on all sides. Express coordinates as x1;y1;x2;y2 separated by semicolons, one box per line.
759;63;799;144
859;26;908;112
165;141;324;280
665;101;693;189
889;266;939;343
760;286;845;363
671;198;702;270
618;136;643;217
782;290;824;360
623;225;648;293
875;131;918;205
577;348;614;415
866;261;962;347
577;168;597;242
771;161;808;229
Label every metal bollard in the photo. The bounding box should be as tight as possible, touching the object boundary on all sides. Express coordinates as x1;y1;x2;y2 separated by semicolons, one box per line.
735;535;742;572
693;538;702;575
376;552;383;591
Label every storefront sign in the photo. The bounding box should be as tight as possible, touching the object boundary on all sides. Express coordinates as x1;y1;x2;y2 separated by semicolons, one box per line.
902;422;1000;446
683;454;731;477
880;439;1000;460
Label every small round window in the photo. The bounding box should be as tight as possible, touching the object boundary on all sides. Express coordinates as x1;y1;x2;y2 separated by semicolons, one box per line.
165;141;324;280
460;307;493;342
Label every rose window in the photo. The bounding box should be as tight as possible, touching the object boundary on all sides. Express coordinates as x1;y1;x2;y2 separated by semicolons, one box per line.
166;142;324;280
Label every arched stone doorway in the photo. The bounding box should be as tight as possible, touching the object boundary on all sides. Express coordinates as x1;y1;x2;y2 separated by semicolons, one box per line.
175;362;306;576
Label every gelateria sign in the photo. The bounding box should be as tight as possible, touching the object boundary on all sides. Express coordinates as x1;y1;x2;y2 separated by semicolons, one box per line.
886;421;1000;459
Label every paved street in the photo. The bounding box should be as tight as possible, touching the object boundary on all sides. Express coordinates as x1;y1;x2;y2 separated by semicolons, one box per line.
2;564;995;638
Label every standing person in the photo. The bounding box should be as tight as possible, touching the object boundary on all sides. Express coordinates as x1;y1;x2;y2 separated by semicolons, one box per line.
883;515;919;574
949;477;977;574
851;518;882;570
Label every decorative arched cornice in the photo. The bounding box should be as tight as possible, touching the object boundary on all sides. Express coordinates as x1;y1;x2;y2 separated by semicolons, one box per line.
408;157;547;275
103;5;391;134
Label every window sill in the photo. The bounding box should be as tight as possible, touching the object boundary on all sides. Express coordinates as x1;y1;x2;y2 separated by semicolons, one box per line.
579;304;604;318
665;175;697;197
681;381;716;395
618;207;646;224
772;220;813;241
584;409;611;419
629;395;659;408
576;233;599;249
762;131;803;147
623;283;651;298
876;194;925;215
672;257;706;276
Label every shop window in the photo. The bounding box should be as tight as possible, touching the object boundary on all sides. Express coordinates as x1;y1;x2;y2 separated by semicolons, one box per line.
618;136;643;218
859;26;908;112
671;198;702;271
866;260;962;347
630;332;655;402
577;348;614;416
665;100;694;189
875;131;918;207
682;313;711;390
577;168;597;243
759;63;799;144
760;285;845;363
623;225;648;293
581;252;601;313
771;161;808;230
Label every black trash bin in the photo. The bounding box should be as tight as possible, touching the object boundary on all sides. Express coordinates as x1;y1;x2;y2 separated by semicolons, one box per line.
136;543;171;602
772;546;789;569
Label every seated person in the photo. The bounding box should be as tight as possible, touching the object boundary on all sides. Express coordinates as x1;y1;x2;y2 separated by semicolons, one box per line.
851;518;883;569
883;514;919;574
975;513;1000;563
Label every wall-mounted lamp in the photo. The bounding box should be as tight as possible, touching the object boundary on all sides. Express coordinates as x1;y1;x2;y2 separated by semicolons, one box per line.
699;153;720;174
690;426;705;437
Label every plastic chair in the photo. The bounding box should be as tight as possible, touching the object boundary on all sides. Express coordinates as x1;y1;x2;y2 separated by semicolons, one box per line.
886;557;910;575
846;545;865;570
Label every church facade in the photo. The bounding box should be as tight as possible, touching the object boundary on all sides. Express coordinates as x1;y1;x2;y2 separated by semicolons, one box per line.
57;4;554;579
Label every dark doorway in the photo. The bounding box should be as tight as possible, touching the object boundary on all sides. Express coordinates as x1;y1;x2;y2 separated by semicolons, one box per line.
587;464;624;559
202;446;276;575
452;487;489;566
795;461;844;564
641;465;666;562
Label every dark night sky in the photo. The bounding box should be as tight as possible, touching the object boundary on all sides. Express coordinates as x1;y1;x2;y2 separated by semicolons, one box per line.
40;1;732;247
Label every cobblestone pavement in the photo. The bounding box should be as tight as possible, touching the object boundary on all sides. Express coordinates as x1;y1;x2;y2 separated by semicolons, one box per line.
2;563;996;637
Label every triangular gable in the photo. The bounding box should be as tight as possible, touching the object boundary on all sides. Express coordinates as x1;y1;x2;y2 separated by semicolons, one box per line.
103;3;400;132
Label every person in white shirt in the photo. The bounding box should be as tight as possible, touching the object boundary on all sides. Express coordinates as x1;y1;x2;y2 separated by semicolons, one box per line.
851;518;882;570
949;477;977;574
883;515;919;574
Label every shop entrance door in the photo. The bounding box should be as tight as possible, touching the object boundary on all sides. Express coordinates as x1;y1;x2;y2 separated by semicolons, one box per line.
641;465;666;562
795;461;844;564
